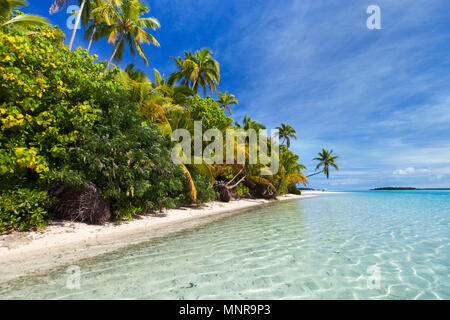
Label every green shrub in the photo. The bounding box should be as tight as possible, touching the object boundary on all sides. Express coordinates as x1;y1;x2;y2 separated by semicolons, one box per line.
189;168;218;204
235;183;250;197
288;185;302;195
0;27;116;192
186;95;233;131
0;188;54;232
66;91;190;220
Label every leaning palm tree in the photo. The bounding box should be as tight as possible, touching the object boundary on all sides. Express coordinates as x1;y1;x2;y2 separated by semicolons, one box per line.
50;0;94;51
169;48;220;96
216;91;238;115
276;123;298;149
99;0;160;71
307;148;339;179
1;0;49;30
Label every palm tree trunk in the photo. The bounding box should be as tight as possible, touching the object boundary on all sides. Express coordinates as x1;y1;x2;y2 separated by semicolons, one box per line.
68;0;86;51
306;170;324;178
105;34;124;71
87;26;96;54
272;178;285;199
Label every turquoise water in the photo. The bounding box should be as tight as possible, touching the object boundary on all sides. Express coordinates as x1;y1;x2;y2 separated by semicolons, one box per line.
1;191;449;299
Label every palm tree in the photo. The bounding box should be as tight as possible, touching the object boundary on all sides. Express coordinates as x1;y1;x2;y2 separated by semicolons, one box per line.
1;0;49;30
150;68;194;106
307;148;339;179
118;64;192;126
216;91;238;115
118;65;201;203
238;115;266;132
276;123;298;149
50;0;94;51
272;149;308;198
117;63;152;106
99;0;160;71
169;48;220;96
83;0;119;54
124;62;147;81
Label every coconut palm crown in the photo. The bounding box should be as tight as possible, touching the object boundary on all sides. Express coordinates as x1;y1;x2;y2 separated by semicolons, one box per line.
216;91;238;115
169;48;220;97
99;0;160;71
276;123;298;149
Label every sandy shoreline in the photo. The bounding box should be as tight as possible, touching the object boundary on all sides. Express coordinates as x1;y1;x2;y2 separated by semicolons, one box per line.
0;192;326;284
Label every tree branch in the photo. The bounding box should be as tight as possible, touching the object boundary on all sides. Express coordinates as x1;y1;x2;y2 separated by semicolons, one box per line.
228;175;247;190
226;167;245;187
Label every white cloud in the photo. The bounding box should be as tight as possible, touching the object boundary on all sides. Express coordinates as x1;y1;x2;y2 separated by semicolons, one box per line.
393;167;431;176
393;167;416;175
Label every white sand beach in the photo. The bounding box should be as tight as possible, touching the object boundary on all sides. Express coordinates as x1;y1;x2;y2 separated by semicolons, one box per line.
0;193;321;284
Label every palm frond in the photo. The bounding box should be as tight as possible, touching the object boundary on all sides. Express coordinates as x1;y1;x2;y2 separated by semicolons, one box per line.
3;14;49;28
181;163;197;203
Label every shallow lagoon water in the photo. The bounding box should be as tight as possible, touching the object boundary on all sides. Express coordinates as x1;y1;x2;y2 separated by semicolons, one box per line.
1;191;449;299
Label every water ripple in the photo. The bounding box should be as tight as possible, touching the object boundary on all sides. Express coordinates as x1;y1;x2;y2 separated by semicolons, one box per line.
1;191;449;299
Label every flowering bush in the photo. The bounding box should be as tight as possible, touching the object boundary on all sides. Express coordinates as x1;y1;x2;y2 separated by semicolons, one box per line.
0;26;116;191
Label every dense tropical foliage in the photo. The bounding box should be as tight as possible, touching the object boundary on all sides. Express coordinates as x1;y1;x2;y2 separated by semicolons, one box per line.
0;0;338;232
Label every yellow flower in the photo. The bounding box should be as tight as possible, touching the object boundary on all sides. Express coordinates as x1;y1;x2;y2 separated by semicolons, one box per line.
2;73;15;81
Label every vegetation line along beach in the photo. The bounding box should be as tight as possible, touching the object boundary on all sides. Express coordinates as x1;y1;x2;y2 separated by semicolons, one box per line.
0;1;339;246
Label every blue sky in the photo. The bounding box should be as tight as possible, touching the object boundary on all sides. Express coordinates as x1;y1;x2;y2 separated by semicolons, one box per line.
25;0;450;190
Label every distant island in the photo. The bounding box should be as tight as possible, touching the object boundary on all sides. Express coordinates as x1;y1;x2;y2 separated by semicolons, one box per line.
371;187;450;191
371;187;417;190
